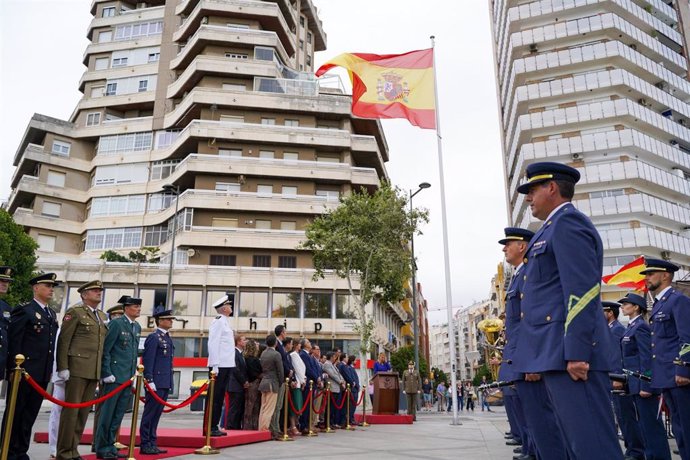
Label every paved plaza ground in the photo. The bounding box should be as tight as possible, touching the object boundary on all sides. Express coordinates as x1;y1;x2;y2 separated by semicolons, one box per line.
10;404;683;459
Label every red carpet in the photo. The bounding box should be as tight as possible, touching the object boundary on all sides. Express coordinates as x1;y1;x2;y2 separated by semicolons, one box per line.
34;427;271;448
80;447;194;460
354;413;413;424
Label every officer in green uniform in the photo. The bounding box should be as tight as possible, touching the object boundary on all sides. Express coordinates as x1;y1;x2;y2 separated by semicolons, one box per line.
56;280;109;460
94;296;141;459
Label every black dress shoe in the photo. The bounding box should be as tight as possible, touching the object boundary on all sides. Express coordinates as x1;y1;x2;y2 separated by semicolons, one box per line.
139;447;159;455
513;447;522;453
505;435;514;439
513;455;536;460
96;454;117;460
210;429;227;437
506;439;522;446
154;448;168;454
505;431;512;435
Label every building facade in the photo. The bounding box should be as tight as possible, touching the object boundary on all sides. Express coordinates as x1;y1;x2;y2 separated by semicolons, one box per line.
490;0;690;296
5;0;411;395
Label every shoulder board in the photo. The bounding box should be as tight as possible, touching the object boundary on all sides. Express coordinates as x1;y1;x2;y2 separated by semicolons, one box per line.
215;316;221;319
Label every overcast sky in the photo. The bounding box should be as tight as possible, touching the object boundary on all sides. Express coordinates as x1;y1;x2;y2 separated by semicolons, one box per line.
0;0;508;324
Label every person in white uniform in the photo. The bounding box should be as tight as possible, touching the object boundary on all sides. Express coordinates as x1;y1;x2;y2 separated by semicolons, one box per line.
206;293;235;436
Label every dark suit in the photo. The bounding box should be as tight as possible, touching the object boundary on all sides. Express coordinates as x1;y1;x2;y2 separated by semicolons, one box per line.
1;300;57;460
226;348;247;430
271;341;292;434
0;298;11;380
299;350;319;429
622;316;671;460
514;203;621;459
140;328;174;450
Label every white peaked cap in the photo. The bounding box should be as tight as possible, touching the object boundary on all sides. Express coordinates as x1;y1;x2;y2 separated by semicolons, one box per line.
212;294;232;309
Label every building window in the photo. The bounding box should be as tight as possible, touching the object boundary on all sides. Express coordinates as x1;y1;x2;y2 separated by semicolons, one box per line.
278;256;297;269
271;292;300;318
285;119;299;127
220;115;244;123
114;21;163;41
91;86;105;98
261;118;276;125
257;185;273;196
99;31;113;43
283;152;298;161
211;217;238;228
85;227;142;250
51;140;71;156
105;83;117;96
280;221;296;231
172;290;202;316
98;132;153;155
281;186;297;197
138;80;148;92
102;6;116;17
149;160;179;180
91;195;145;217
218;149;242;158
259;150;275;159
255;220;271;230
112;57;128;67
316;155;340;163
222;83;246;91
590;189;625;198
210;255;236;266
214;183;240;193
300;16;305;27
205;291;234;315
46;170;66;188
336;293;357;319
238;291;268;317
299;39;304;50
143;224;168;246
86;112;101;126
225;52;248;59
306;55;311;67
37;234;57;252
148;52;160;62
252;255;271;267
304;292;332;318
316;189;340;201
146;192;174;212
226;23;250;29
307;32;312;43
41;201;61;217
95;57;109;70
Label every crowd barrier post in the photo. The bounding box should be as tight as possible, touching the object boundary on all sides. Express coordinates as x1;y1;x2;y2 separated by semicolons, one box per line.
195;371;219;455
307;380;317;437
1;354;25;460
361;384;369;427
126;364;144;460
345;384;355;431
278;379;293;442
323;382;334;434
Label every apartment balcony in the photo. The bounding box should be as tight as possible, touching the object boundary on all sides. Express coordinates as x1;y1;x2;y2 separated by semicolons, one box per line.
89;0;166;16
173;0;292;55
167;56;280;98
159;226;305;252
8;175;90;214
599;225;690;256
170;25;290;71
13;207;83;235
82;36;161;66
79;63;159;92
76;90;156;111
299;0;327;51
86;5;164;40
575;192;690;228
11;143;91;188
75;116;154;138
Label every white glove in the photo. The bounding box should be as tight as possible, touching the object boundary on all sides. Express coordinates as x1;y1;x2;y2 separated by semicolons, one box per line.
57;370;70;381
211;366;219;375
103;375;116;384
149;382;157;392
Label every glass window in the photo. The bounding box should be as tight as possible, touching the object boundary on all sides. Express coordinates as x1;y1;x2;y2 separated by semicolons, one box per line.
106;83;117;96
37;234;56;252
238;291;268;317
283;152;298;161
112;57;128;67
261;118;276;125
278;256;296;268
95;57;109;70
205;291;234;316
172;290;202;316
285;119;299;127
225;53;249;59
209;254;236;266
172;337;201;357
148;52;160;63
259;150;275;159
219;149;242;158
280;221;296;230
149;160;178;180
281;186;297;196
47;171;66;187
336;293;357;319
170;371;181;399
41;201;61;217
51;140;71;156
252;255;271;267
102;287;135;313
255;220;271;230
138;288;167;314
257;185;273;196
86;112;101;126
99;31;113;43
138;80;148;92
144;224;168;246
222;83;246;91
304;292;332;319
271;292;300;318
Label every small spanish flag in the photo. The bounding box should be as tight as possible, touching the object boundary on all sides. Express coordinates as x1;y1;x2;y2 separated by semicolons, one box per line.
602;256;647;291
315;49;436;130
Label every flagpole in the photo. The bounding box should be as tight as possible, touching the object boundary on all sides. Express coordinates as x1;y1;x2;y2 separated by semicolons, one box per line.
430;35;461;426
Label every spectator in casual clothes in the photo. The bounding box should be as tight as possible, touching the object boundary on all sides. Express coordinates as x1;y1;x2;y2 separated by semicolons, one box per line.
465;382;475;411
436;381;446;412
258;335;283;438
323;351;345;428
242;339;262;431
422;378;432;411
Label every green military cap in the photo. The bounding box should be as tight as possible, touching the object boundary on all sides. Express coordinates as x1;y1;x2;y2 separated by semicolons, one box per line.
106;304;125;316
0;266;14;282
77;280;104;293
29;273;60;286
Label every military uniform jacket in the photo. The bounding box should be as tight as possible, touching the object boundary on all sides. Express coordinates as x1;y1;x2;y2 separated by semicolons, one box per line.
499;266;525;383
621;316;654;395
207;315;235;369
649;288;690;389
8;299;58;382
402;369;421;393
102;316;141;383
0;298;11;378
513;203;615;373
56;303;108;380
142;328;174;389
609;320;625;374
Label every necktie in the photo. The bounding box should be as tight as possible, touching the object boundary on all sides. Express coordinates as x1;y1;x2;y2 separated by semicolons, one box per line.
45;307;52;322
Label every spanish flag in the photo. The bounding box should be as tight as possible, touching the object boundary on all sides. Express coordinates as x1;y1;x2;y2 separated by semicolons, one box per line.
315;49;436;130
602;256;646;291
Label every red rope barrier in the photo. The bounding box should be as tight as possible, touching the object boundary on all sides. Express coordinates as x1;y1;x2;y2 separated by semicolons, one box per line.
330;391;347;410
349;389;365;406
286;388;312;415
24;373;132;408
142;380;208;411
314;390;329;415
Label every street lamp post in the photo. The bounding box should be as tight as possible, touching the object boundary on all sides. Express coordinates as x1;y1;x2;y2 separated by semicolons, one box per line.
410;182;430;374
162;184;180;310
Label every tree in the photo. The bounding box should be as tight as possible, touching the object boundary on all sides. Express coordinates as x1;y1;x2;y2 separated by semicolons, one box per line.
300;182;428;356
431;367;447;385
391;345;428;378
0;209;38;305
472;363;493;386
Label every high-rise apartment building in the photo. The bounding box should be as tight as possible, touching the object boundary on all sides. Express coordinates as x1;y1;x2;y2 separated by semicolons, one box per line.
490;0;690;296
5;0;411;392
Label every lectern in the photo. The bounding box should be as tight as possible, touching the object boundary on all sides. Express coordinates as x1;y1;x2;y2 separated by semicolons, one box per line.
372;371;399;415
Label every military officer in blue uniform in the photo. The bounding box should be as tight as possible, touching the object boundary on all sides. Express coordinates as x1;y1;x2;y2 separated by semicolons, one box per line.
500;227;564;460
641;259;690;460
619;292;672;460
94;296;141;459
604;301;645;459
513;162;622;459
140;305;176;455
1;273;59;460
0;266;14;381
